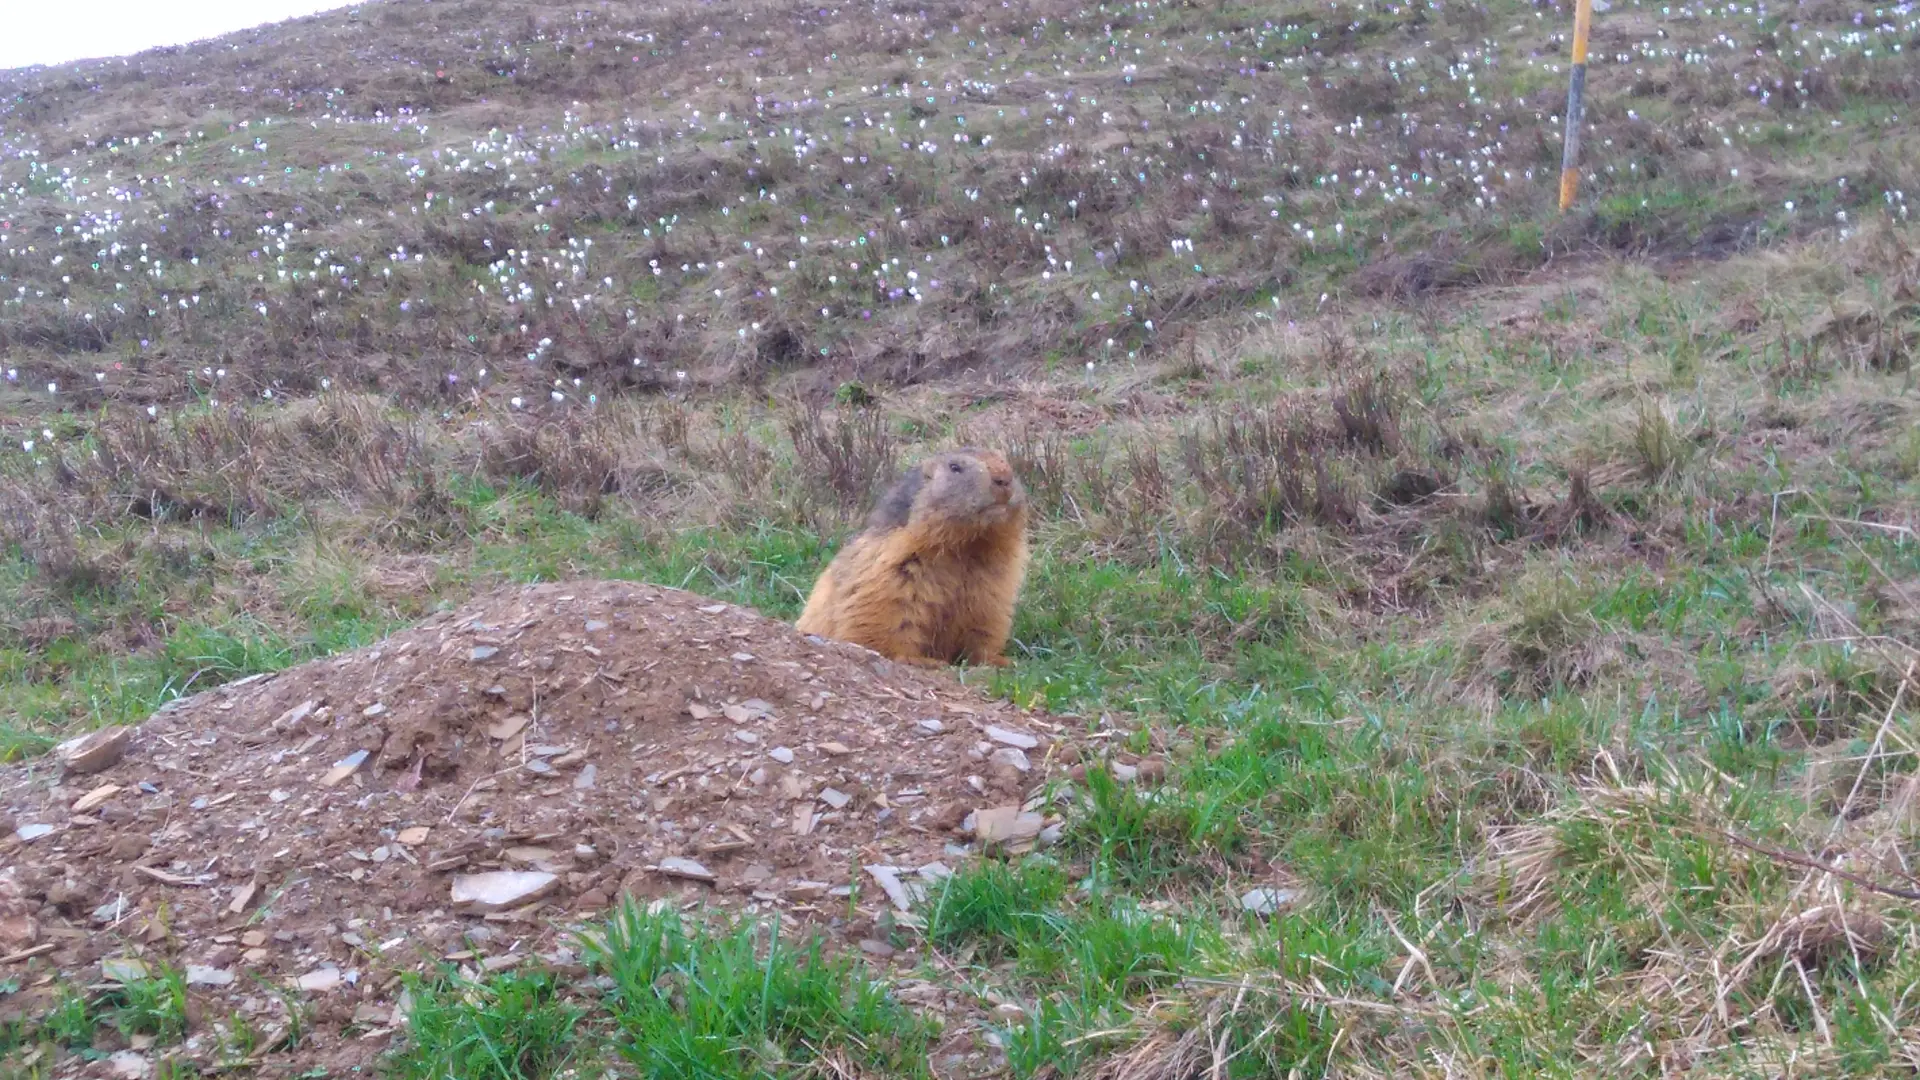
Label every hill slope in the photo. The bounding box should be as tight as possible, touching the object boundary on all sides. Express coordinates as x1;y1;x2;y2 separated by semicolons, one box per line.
3;0;1919;1076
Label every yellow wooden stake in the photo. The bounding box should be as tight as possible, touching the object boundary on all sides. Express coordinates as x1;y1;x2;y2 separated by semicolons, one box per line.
1558;0;1595;212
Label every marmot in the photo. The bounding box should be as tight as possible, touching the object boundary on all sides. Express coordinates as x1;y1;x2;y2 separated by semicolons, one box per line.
796;448;1030;668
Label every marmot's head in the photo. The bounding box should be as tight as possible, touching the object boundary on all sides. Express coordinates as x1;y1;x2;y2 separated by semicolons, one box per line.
867;448;1027;532
923;448;1026;523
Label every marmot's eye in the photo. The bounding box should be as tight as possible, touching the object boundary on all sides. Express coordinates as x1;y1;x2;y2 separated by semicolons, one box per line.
948;462;965;474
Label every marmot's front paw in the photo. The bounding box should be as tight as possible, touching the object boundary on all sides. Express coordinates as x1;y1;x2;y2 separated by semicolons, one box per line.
977;654;1013;668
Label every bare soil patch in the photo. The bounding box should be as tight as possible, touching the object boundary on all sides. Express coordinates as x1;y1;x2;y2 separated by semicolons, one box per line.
0;580;1090;1073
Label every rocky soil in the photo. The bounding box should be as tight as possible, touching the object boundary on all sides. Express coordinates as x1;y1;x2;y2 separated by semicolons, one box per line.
1;580;1108;1075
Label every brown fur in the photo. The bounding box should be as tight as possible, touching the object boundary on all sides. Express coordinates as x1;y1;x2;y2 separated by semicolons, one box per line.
796;448;1030;667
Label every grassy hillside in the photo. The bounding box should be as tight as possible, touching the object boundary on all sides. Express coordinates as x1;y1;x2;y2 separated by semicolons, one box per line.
3;0;1919;1075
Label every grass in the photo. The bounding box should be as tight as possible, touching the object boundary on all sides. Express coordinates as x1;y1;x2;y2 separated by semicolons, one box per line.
383;900;937;1080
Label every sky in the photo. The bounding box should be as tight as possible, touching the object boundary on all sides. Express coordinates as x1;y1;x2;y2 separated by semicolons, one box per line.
0;0;359;71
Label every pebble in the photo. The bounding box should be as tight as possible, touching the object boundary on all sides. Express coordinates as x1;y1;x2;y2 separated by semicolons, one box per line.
573;764;598;790
13;824;55;843
101;957;150;982
656;857;716;883
584;620;608;632
451;871;560;912
864;865;915;911
818;787;852;810
55;726;131;774
988;747;1032;773
985;725;1039;750
107;1051;150;1079
768;746;794;764
470;646;499;662
295;966;343;993
914;718;944;735
1240;887;1299;916
185;965;235;987
969;807;1045;847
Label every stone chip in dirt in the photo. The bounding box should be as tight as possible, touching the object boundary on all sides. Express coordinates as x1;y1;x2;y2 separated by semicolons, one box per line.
985;725;1039;750
657;856;716;883
71;783;123;813
55;726;131;774
451;871;560;912
1240;887;1299;916
186;964;235;987
0;580;1092;1073
296;966;344;992
101;957;149;982
971;807;1046;850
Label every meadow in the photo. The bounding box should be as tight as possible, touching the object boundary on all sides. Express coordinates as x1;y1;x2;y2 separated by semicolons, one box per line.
2;0;1919;1073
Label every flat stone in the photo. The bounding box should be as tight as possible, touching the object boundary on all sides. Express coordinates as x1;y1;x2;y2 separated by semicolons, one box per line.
101;957;150;982
915;718;945;735
988;747;1032;773
71;784;123;813
818;787;852;810
573;764;598;790
185;965;235;987
1239;887;1299;917
450;871;559;913
864;865;914;912
13;824;55;843
984;725;1039;750
55;727;130;774
768;746;794;764
320;749;369;787
656;857;715;883
487;714;531;740
295;966;343;992
970;807;1045;849
470;646;500;662
107;1051;149;1079
272;700;317;731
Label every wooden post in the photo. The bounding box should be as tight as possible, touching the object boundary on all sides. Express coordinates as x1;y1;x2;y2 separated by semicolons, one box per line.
1558;0;1595;212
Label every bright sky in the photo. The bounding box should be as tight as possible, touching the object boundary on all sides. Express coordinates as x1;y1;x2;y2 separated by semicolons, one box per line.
0;0;359;71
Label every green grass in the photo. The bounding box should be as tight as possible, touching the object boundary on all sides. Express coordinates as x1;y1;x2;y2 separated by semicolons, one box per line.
385;969;586;1080
580;900;935;1079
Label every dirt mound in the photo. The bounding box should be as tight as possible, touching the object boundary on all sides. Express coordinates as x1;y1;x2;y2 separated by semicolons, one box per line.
0;580;1088;1072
